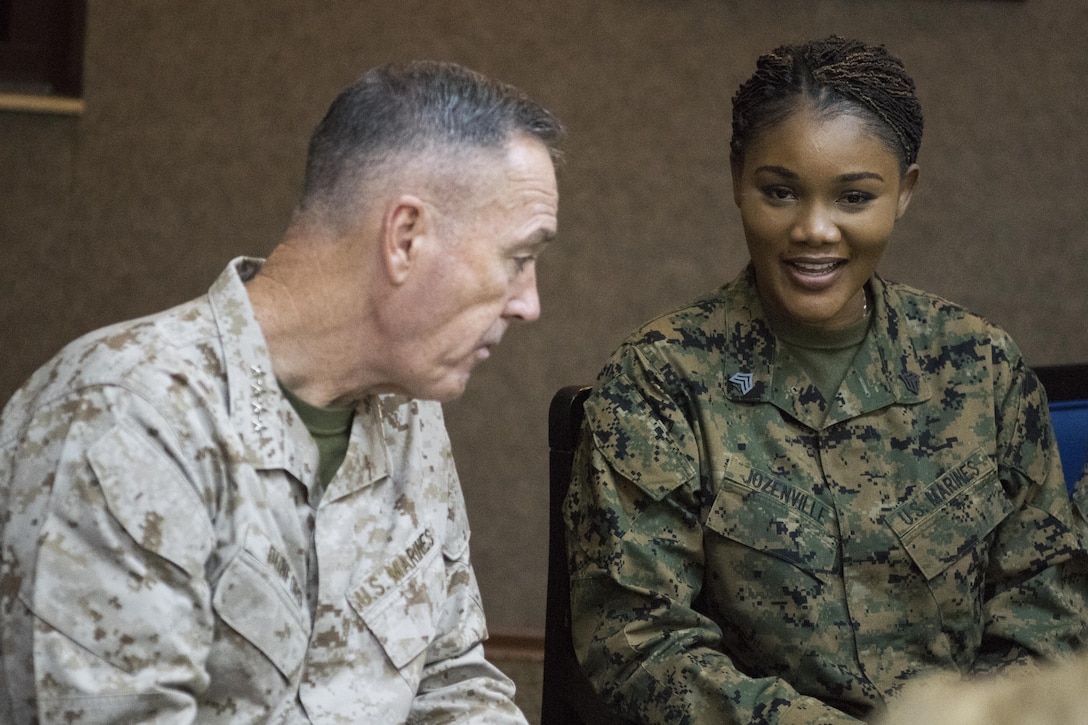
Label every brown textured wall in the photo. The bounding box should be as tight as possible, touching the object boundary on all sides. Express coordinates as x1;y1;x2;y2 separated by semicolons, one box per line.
2;0;1086;634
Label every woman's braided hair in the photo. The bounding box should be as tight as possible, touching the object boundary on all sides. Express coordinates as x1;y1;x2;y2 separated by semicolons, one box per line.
730;36;923;172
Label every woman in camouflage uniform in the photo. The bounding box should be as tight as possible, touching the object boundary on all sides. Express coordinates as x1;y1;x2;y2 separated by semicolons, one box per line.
565;36;1085;724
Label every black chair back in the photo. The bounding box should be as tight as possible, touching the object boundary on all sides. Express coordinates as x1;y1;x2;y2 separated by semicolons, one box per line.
541;385;631;725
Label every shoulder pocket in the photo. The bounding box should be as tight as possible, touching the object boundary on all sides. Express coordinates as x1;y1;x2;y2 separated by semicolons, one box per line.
213;528;308;682
88;422;213;578
705;460;838;576
587;374;696;501
887;450;1012;580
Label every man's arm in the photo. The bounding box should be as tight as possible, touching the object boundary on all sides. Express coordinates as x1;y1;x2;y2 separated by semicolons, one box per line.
409;563;527;724
1;386;216;723
407;456;527;724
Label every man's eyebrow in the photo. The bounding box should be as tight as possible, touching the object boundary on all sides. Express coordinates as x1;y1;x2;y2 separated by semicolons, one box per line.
521;229;556;249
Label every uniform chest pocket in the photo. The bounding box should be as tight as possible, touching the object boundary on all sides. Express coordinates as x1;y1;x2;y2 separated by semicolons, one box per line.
887;450;1012;581
705;463;838;577
348;528;444;670
213;529;309;682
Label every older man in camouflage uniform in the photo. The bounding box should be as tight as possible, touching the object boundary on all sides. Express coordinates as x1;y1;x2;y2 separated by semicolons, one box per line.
0;62;562;723
565;268;1086;724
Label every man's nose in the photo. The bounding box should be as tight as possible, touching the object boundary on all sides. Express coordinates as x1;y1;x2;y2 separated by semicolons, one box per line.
506;267;541;322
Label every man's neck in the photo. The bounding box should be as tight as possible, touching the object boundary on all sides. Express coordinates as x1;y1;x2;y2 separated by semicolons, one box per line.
247;241;382;408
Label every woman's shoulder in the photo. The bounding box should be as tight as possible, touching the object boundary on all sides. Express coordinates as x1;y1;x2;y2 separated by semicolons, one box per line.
643;286;727;328
624;271;757;344
879;277;1022;366
882;278;1007;333
613;287;736;366
882;277;974;317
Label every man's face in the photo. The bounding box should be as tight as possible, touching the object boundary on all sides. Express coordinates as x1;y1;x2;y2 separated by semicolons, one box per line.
394;136;558;402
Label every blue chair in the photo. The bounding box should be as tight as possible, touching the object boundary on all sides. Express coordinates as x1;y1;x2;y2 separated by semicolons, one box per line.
1036;363;1088;494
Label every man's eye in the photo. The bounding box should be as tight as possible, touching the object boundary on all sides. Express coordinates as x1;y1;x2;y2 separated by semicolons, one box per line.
513;256;535;272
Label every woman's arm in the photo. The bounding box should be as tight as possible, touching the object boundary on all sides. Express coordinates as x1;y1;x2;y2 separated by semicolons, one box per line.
564;359;863;725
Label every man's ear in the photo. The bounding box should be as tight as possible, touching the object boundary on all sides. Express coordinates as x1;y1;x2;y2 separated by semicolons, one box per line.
382;195;427;284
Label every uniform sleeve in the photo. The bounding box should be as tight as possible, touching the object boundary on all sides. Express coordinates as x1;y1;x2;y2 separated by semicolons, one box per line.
1;385;217;723
973;358;1088;672
1069;456;1088;622
1074;455;1088;539
408;451;528;725
564;350;863;725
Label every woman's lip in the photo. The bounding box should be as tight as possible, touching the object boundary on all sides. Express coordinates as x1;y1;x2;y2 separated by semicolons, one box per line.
783;258;846;288
786;258;845;273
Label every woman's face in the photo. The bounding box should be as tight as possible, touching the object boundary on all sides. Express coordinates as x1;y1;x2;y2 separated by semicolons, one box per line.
732;106;919;330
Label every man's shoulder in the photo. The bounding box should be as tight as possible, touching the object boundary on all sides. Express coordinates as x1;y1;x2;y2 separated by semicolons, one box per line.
19;258;258;407
1;296;224;437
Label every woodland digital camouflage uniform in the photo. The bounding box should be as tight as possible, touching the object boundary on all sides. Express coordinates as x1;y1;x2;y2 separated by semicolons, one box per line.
565;266;1086;725
0;258;526;723
1071;453;1088;541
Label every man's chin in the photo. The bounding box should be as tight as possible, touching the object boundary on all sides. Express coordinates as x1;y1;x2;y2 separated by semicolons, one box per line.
416;373;473;404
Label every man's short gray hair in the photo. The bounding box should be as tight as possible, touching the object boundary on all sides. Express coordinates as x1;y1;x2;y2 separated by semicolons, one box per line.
298;61;564;227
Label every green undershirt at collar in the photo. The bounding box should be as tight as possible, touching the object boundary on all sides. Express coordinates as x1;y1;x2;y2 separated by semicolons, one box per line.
767;306;872;412
279;382;355;491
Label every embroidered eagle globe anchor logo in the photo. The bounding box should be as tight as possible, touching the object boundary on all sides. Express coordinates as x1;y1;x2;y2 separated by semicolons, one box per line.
729;371;754;395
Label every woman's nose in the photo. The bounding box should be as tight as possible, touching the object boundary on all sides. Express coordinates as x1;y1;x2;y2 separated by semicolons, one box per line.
791;203;842;245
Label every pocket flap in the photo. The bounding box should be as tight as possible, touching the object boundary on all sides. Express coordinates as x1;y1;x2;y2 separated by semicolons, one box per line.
705;461;838;575
587;375;696;500
88;423;213;579
213;539;308;682
349;535;442;670
888;451;1011;580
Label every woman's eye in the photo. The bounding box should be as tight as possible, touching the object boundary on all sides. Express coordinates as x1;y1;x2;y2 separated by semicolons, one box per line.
761;185;795;202
840;190;875;206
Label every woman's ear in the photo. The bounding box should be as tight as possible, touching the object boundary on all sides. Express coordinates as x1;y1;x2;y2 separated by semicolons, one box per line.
730;154;744;208
896;163;921;219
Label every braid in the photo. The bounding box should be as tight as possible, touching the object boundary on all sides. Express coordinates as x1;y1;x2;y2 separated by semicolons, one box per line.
731;36;923;170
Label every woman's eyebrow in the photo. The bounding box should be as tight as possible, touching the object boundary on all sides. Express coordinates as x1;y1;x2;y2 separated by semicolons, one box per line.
754;166;884;183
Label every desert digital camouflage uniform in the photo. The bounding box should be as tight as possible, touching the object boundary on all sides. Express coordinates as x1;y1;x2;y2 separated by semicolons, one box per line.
565;266;1086;725
0;258;525;724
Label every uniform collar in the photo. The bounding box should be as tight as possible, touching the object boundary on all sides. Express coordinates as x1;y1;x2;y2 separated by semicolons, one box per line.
206;258;390;498
324;396;393;503
721;267;931;421
207;258;316;482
